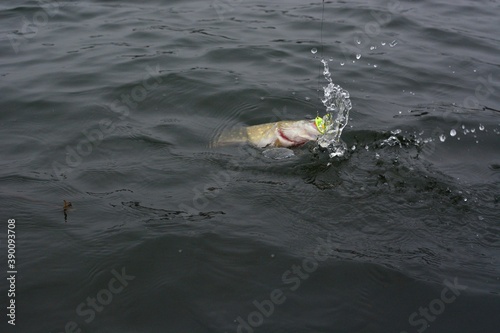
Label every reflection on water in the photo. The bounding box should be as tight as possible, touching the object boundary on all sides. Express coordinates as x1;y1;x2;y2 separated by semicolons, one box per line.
1;0;499;332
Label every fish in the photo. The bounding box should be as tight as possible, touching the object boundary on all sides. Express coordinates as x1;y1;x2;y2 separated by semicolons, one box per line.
214;116;329;148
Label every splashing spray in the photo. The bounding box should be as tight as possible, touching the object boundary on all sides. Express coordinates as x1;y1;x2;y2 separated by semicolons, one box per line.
315;0;352;158
317;60;352;157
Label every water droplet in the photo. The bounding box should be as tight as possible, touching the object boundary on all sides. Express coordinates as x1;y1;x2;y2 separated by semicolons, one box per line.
373;64;378;68
479;124;485;131
471;128;475;133
375;153;380;159
370;46;376;50
351;145;356;151
270;254;275;258
178;249;183;253
340;62;345;66
439;134;446;142
329;57;333;61
356;40;361;45
450;129;456;137
381;42;386;46
389;40;398;47
311;48;317;54
356;54;361;60
391;129;401;135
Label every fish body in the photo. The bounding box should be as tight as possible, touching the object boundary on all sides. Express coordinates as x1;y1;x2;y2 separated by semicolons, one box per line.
215;120;321;148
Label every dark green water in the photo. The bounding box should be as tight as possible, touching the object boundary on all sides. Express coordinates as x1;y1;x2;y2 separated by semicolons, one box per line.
1;0;499;332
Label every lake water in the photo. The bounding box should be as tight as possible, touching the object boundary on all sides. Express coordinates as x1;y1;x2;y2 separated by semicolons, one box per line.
1;0;499;332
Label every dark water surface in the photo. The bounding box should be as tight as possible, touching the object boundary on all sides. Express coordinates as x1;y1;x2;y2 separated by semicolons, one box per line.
1;0;499;332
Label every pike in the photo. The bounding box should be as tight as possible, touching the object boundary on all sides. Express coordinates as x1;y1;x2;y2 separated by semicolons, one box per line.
214;115;331;148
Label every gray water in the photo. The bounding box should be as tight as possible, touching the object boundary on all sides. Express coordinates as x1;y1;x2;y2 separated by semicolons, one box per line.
1;0;499;332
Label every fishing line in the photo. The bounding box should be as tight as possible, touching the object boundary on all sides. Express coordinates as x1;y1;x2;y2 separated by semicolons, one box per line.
316;0;325;111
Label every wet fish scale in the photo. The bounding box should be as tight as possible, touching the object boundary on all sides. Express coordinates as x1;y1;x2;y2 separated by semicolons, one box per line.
215;120;320;148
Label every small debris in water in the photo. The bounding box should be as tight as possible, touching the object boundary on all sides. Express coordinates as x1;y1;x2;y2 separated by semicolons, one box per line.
63;200;72;222
63;200;72;210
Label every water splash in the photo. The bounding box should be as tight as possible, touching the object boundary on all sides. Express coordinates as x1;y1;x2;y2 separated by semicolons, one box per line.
317;59;352;157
